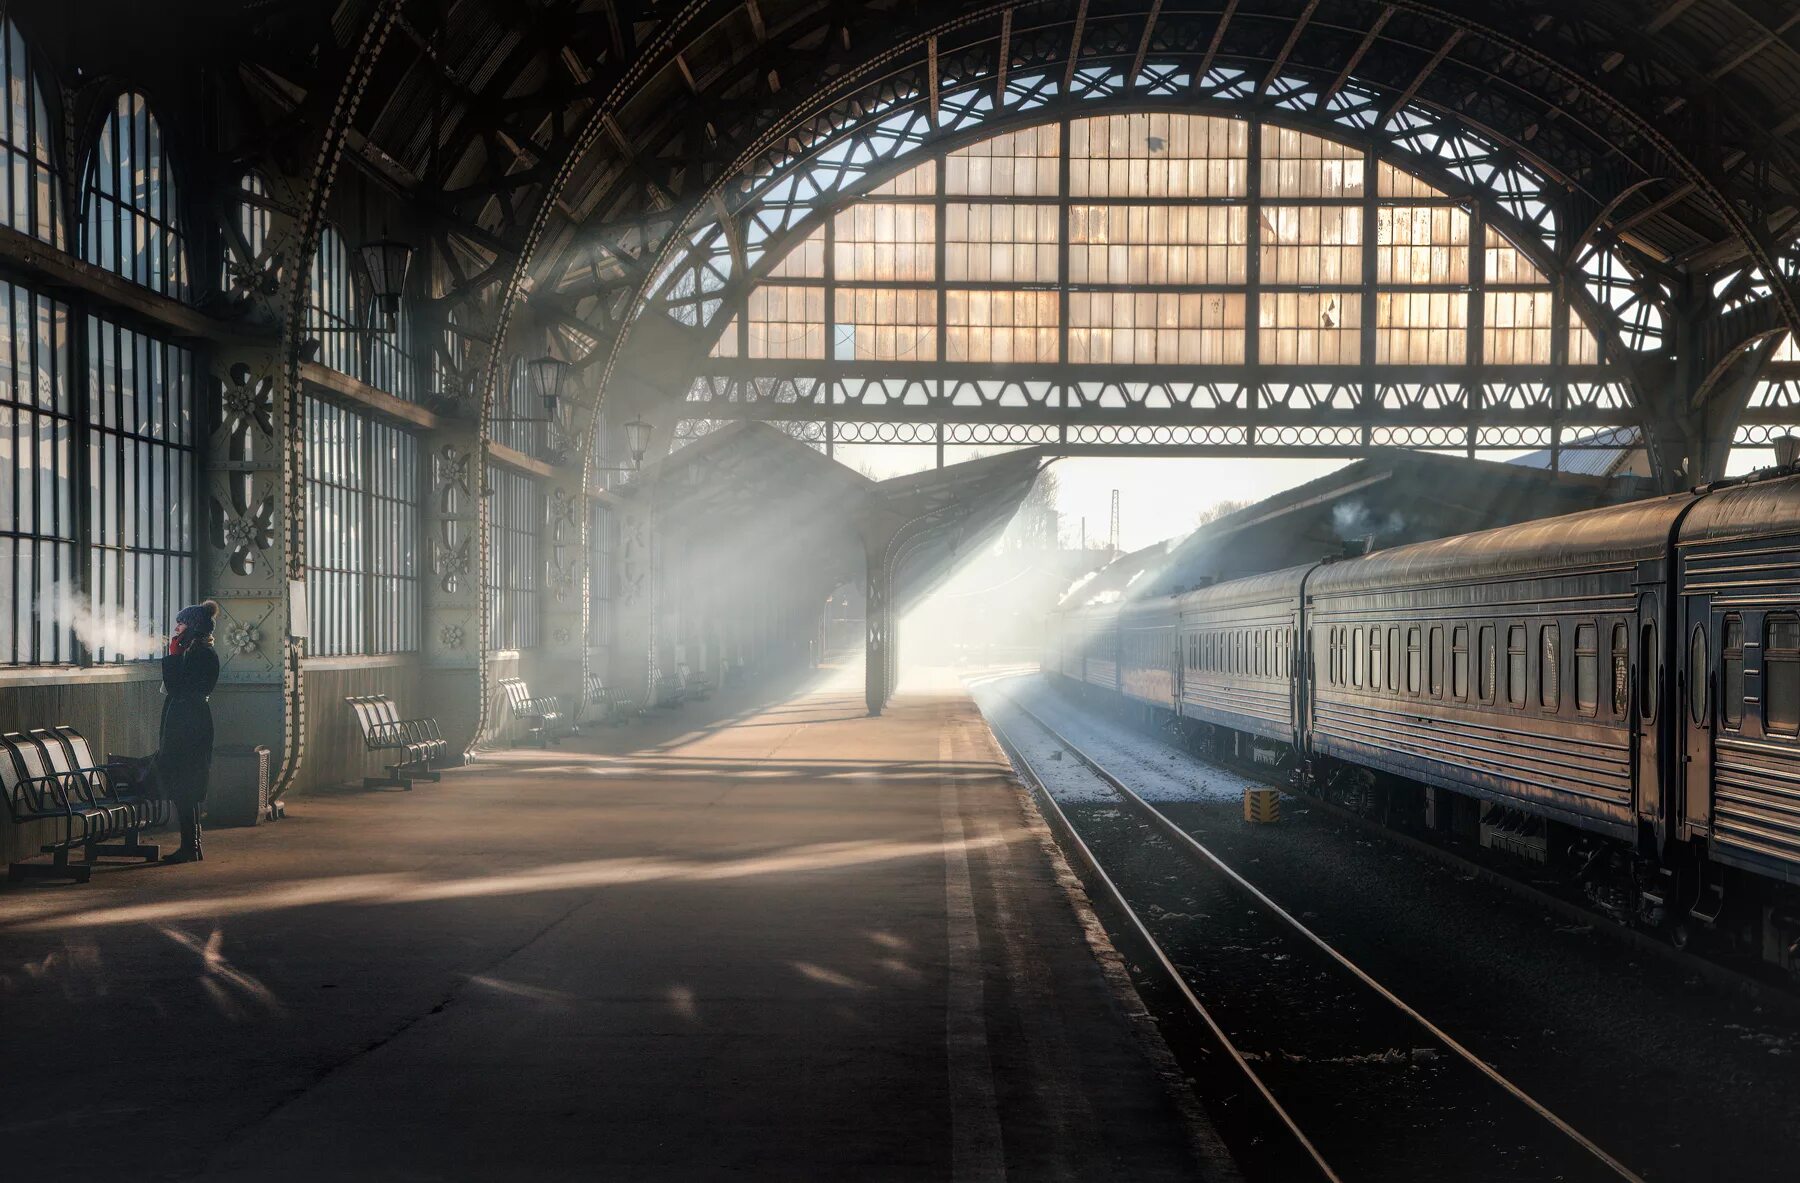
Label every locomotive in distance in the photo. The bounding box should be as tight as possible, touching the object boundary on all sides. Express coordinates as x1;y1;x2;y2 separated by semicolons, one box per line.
1049;465;1800;976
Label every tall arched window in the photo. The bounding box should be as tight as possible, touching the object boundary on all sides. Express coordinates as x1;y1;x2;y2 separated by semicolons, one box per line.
82;93;189;301
308;225;359;376
78;92;197;662
222;171;271;297
366;294;415;400
0;17;62;247
493;355;549;459
303;222;423;655
0;18;73;664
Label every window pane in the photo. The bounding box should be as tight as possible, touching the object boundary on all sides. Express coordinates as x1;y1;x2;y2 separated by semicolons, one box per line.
1766;615;1798;736
1612;623;1630;717
1508;625;1526;707
1576;623;1598;714
1541;625;1560;710
1722;617;1743;730
81;93;185;299
1688;625;1707;726
1478;625;1495;702
1407;627;1421;694
1451;626;1468;700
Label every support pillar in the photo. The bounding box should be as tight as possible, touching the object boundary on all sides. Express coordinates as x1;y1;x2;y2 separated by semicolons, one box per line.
864;544;890;717
422;428;483;752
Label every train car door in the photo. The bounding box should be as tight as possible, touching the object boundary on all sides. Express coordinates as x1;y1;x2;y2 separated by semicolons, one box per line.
1171;630;1184;716
1679;592;1715;840
1635;592;1665;843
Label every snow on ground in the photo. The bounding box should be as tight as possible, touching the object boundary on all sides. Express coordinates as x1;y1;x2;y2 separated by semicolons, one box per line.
980;692;1121;804
974;672;1265;805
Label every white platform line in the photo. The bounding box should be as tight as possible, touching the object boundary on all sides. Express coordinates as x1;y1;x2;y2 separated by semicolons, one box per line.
941;732;1007;1181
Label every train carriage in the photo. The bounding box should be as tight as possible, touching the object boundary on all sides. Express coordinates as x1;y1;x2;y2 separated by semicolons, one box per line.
1304;494;1695;842
1676;477;1800;886
1174;567;1307;747
1044;469;1800;966
1118;598;1178;708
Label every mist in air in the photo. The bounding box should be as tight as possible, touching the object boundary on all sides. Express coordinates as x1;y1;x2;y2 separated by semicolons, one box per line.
894;461;1292;686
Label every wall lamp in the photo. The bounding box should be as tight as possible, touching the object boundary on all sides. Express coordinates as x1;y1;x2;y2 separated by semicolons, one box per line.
305;236;417;337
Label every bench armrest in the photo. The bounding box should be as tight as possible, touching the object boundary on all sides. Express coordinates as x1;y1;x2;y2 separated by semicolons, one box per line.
367;720;412;746
5;771;77;819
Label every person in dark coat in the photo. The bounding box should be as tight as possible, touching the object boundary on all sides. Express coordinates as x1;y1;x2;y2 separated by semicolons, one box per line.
159;600;221;863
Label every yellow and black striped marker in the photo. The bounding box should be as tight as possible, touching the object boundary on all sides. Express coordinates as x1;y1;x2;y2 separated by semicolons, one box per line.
1243;787;1281;824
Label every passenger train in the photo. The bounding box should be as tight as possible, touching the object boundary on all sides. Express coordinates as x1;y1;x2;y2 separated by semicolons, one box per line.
1049;467;1800;975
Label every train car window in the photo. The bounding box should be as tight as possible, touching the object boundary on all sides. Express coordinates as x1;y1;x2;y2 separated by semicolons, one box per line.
1612;623;1629;717
1688;625;1708;727
1639;623;1657;721
1352;627;1364;687
1451;626;1469;699
1406;627;1422;695
1478;625;1496;703
1508;625;1527;708
1721;617;1743;730
1765;615;1798;736
1541;625;1560;710
1387;627;1399;693
1369;628;1382;692
1429;627;1444;697
1576;624;1598;716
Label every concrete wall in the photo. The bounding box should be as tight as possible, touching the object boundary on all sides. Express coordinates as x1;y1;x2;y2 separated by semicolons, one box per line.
298;656;430;791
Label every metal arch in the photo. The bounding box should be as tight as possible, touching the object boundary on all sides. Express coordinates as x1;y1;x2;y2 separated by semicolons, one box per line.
466;0;720;753
547;5;1778;470
1373;0;1800;343
399;2;1800;367
270;0;410;799
627;92;1655;403
544;0;1790;301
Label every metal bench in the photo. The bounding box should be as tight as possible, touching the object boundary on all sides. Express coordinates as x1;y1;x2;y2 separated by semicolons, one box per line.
581;671;636;727
499;677;563;747
365;695;451;767
676;661;713;702
652;671;687;709
346;695;443;789
2;728;164;882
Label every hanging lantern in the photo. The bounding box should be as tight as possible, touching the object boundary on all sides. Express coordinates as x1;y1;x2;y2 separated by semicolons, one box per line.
358;237;415;326
526;355;570;412
624;417;653;469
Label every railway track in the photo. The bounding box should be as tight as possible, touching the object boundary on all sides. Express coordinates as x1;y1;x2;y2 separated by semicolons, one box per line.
982;688;1645;1183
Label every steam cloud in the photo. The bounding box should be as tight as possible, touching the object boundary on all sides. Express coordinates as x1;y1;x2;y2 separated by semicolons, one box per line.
39;581;165;660
1331;500;1405;542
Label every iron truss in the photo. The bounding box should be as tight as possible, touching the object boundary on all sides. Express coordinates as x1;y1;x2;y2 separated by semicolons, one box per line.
219;0;1800;479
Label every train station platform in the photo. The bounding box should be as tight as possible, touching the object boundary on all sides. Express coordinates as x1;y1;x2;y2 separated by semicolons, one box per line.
0;669;1228;1180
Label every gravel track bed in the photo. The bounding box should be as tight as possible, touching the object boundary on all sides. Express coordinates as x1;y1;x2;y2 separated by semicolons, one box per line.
976;673;1800;1183
981;691;1627;1183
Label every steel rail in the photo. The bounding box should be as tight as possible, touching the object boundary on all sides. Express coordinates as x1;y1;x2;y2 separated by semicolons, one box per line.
982;697;1340;1183
997;689;1645;1183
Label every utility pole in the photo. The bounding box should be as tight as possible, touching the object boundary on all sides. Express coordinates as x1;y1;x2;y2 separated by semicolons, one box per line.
1109;489;1121;555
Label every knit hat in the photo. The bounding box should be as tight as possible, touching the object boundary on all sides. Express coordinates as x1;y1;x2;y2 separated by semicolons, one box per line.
176;600;220;640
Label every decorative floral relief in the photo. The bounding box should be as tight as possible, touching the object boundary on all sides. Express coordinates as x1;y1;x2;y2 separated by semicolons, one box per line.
225;620;262;656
